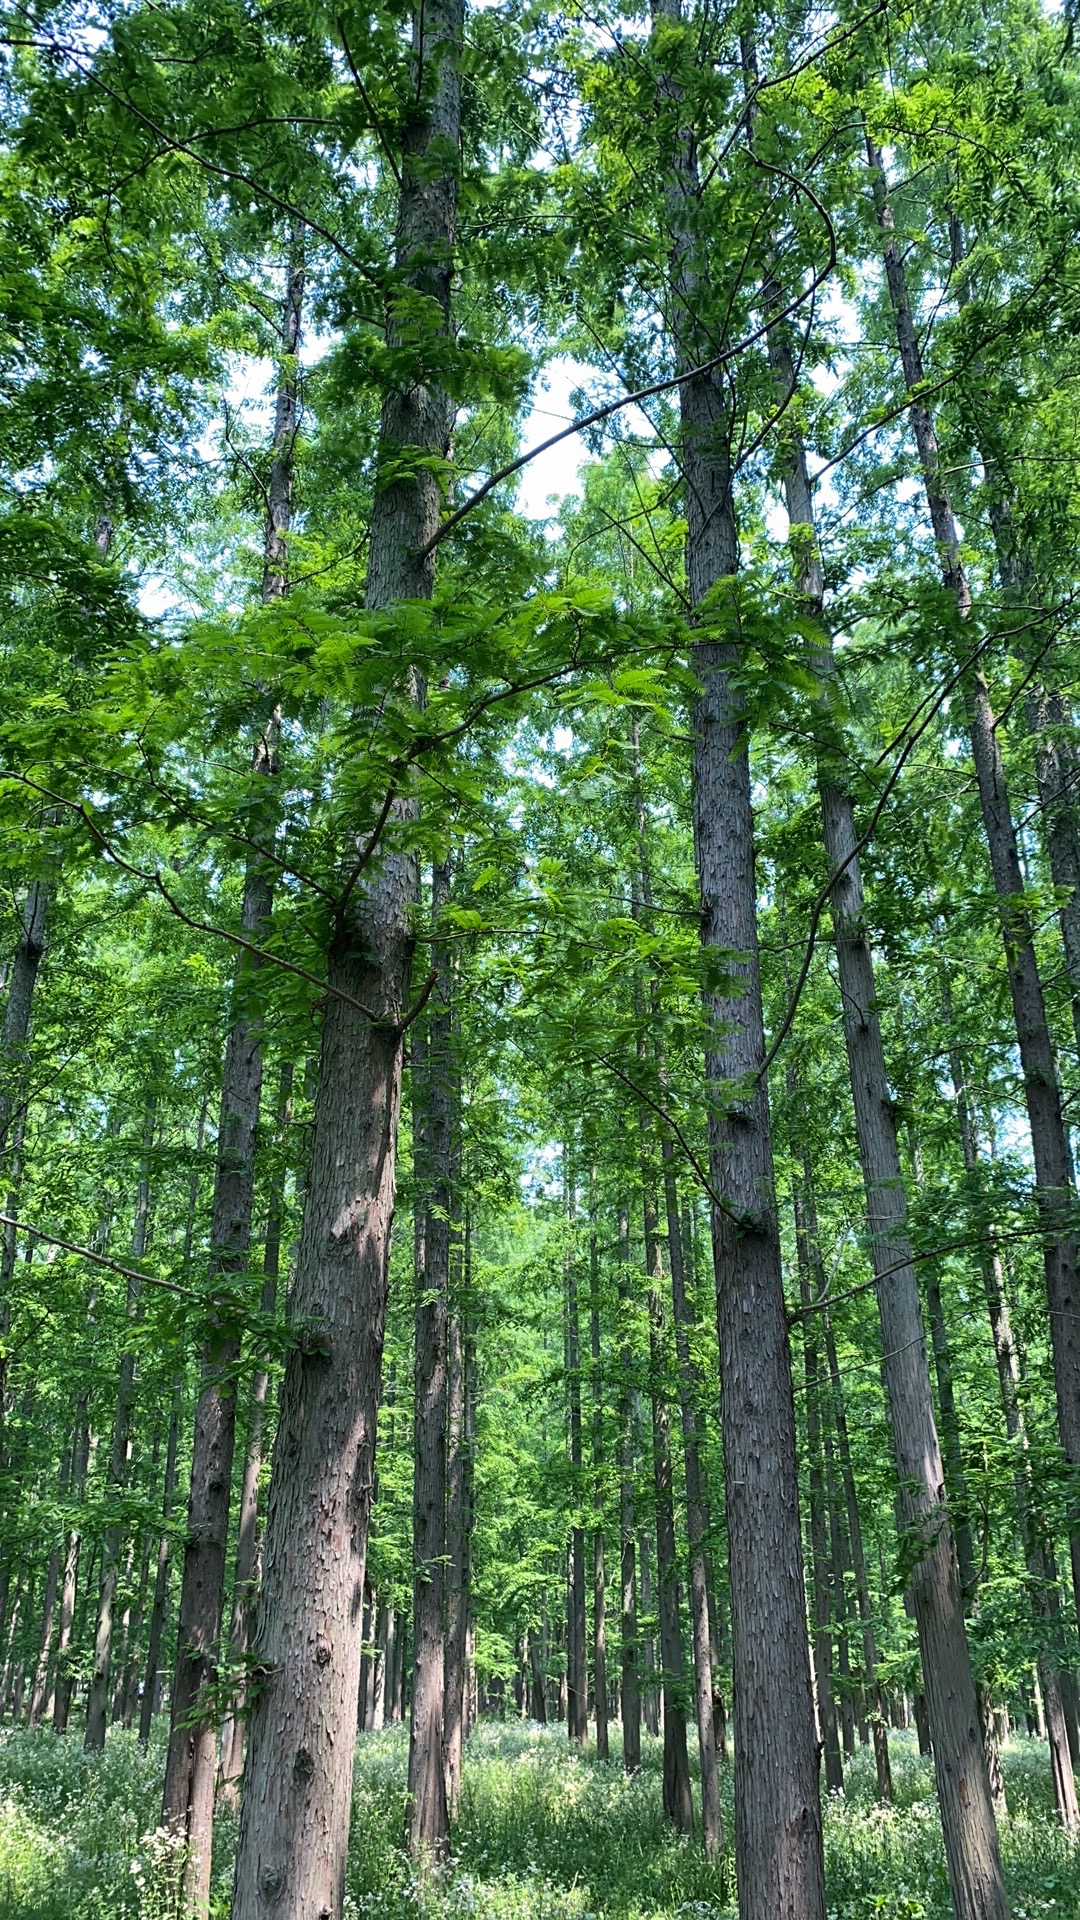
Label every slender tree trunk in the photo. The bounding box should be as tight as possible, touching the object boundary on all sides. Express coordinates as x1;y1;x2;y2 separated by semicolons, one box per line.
407;861;453;1858
53;1362;93;1735
639;1529;658;1737
650;9;825;1906
820;1309;891;1798
823;1421;856;1760
139;1379;182;1747
870;134;1080;1663
766;197;1001;1904
633;724;720;1848
232;17;461;1906
84;1109;153;1752
28;1518;64;1726
566;1158;588;1747
219;1064;294;1793
164;246;303;1917
588;1188;609;1761
947;1037;1078;1826
790;1173;843;1796
644;1194;693;1833
445;1187;473;1813
617;1204;641;1774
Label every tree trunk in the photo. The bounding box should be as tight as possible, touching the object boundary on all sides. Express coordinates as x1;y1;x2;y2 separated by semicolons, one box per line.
588;1191;609;1761
566;1159;588;1747
219;1063;294;1793
139;1378;182;1747
870;133;1080;1665
407;861;452;1858
231;12;462;1907
647;9;825;1908
84;1109;153;1752
644;1203;693;1833
947;1038;1078;1826
28;1432;73;1727
617;1203;641;1774
53;1362;93;1735
821;1310;889;1795
766;173;1003;1902
790;1172;843;1796
164;241;303;1916
445;1190;473;1812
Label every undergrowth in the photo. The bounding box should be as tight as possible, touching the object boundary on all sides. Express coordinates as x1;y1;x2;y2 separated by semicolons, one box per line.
0;1718;1076;1919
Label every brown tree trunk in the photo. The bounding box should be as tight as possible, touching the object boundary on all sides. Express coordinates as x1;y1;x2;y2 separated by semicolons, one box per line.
161;862;272;1908
28;1430;73;1727
617;1203;641;1774
84;1109;153;1752
164;240;302;1915
870;134;1080;1667
947;1039;1078;1826
644;1201;693;1834
588;1190;609;1761
767;183;1001;1900
790;1175;843;1796
407;861;452;1858
139;1378;182;1746
231;13;461;1907
219;1063;293;1792
445;1191;473;1812
650;8;825;1904
820;1309;889;1795
53;1366;93;1735
566;1158;588;1747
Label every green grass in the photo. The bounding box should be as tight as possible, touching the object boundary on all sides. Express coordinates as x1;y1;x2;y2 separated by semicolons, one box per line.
0;1718;1076;1919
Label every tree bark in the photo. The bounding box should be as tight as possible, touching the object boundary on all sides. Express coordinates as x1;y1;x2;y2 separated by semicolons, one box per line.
445;1188;473;1812
219;1063;294;1792
650;8;825;1907
84;1107;153;1752
140;1378;182;1746
231;11;462;1909
644;1202;693;1833
617;1203;641;1774
766;185;1001;1898
566;1158;588;1747
407;861;452;1857
790;1173;843;1796
588;1188;609;1761
870;133;1080;1662
164;238;303;1914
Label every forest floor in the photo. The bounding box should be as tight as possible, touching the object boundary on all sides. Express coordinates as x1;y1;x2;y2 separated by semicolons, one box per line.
0;1718;1077;1920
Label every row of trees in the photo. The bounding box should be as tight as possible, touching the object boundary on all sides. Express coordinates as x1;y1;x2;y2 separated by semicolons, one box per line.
3;0;1080;1916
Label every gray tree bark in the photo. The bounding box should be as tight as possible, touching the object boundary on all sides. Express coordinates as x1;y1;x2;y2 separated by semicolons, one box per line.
644;1207;693;1834
219;1063;293;1791
566;1160;588;1747
231;11;462;1911
588;1189;609;1761
617;1203;641;1774
163;241;303;1917
83;1109;152;1751
407;860;452;1857
650;8;825;1909
870;136;1080;1671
